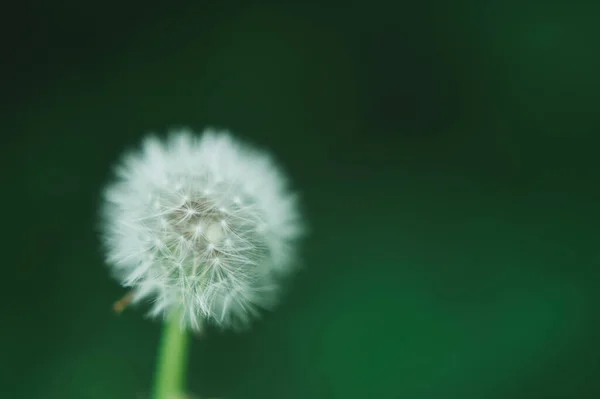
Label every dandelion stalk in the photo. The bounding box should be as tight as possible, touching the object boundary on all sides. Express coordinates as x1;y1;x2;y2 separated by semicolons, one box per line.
153;311;190;399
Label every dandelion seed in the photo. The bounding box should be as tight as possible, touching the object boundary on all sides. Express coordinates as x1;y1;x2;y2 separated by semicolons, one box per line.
100;128;304;331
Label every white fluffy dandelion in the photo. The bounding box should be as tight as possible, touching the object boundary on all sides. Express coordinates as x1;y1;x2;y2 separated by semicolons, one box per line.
101;128;304;331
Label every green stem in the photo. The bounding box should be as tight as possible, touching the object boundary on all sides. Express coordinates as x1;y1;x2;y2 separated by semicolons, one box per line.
153;310;190;399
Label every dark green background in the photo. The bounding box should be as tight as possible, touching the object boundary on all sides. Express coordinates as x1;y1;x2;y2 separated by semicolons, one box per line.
2;1;599;398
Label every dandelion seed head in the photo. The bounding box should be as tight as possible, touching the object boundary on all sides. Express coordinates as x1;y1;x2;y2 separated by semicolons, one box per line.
101;128;304;330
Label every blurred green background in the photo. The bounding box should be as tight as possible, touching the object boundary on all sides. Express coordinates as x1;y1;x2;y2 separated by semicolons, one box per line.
1;1;599;398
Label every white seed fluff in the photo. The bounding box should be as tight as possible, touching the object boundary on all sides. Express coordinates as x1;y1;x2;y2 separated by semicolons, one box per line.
101;128;304;331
